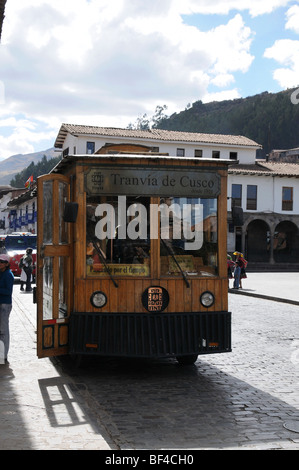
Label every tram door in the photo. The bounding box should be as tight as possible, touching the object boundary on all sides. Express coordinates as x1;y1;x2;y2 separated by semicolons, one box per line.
36;174;72;358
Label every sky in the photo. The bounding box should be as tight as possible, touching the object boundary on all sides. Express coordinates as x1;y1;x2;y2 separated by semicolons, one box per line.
0;0;299;160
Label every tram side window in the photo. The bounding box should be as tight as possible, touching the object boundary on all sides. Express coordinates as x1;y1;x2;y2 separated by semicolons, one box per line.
159;197;218;277
86;196;151;277
43;181;53;244
58;182;69;244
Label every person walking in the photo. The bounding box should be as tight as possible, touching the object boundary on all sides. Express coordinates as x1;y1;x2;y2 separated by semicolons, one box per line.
233;251;248;288
19;248;33;292
233;260;242;289
0;254;14;364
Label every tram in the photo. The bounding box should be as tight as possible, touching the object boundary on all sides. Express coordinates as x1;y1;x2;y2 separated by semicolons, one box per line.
36;152;231;364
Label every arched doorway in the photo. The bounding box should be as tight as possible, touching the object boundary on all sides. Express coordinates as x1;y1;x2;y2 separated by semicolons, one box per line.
273;221;299;263
246;219;270;262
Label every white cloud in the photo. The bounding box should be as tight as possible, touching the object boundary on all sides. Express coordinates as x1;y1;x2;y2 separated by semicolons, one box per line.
210;74;235;87
0;0;296;159
171;0;295;17
1;3;254;112
285;4;299;34
264;39;299;88
202;88;241;103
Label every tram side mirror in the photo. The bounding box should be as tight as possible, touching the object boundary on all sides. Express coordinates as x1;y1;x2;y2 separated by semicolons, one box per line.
63;202;79;223
232;206;243;226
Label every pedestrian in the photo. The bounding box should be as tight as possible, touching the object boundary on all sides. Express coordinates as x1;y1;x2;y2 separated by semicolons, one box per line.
233;260;242;289
19;248;33;292
233;251;248;288
0;254;14;364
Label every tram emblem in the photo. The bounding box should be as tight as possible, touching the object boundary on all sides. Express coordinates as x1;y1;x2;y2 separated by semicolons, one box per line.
142;286;169;312
91;171;104;190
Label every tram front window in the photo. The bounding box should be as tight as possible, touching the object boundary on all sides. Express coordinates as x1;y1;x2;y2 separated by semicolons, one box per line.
86;195;218;277
86;196;151;277
160;197;218;277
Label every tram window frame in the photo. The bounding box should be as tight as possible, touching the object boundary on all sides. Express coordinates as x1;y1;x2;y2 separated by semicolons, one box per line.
159;196;218;278
86;195;151;278
85;194;219;279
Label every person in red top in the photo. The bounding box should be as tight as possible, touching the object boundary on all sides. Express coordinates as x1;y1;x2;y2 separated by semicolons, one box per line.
233;252;247;288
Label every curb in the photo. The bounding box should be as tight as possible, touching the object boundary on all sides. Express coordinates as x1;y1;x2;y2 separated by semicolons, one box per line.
229;288;299;306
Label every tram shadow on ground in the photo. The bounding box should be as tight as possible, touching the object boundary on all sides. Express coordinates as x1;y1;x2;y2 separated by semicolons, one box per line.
52;355;299;450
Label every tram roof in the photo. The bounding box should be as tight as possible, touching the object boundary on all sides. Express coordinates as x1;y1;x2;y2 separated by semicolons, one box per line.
51;153;235;174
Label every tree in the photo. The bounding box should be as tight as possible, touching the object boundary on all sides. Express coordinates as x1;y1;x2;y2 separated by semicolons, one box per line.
10;155;62;187
127;105;168;130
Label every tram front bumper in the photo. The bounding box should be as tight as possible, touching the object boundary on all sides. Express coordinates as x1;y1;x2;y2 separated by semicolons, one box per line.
69;311;231;358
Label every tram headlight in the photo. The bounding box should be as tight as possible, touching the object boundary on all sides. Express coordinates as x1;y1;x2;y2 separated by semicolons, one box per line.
90;291;107;308
200;291;215;308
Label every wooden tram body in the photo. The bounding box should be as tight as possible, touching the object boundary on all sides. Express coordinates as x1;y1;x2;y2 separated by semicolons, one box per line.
36;153;231;364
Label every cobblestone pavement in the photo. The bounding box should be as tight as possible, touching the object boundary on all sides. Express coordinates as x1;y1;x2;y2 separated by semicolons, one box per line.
0;274;298;450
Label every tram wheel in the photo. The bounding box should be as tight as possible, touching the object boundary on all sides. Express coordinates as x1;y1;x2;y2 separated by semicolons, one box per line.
176;354;198;365
72;354;84;368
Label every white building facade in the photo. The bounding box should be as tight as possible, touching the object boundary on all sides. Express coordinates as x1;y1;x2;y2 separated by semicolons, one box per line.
228;162;299;267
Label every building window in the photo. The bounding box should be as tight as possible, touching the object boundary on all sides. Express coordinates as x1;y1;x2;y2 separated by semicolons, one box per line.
86;142;95;154
212;150;220;158
151;146;159;152
176;148;185;157
231;184;242;208
194;149;203;158
282;187;293;211
246;185;257;210
230;152;238;160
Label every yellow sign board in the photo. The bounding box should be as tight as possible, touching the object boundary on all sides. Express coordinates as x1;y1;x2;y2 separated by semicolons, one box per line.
87;263;150;277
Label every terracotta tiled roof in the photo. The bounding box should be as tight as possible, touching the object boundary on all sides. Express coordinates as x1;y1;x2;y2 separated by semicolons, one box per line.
54;123;261;149
229;161;299;177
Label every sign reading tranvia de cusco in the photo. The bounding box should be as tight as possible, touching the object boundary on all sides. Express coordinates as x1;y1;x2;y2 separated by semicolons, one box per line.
85;166;221;198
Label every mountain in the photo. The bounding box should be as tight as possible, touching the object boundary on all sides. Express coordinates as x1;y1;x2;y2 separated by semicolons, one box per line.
0;147;56;185
155;88;299;158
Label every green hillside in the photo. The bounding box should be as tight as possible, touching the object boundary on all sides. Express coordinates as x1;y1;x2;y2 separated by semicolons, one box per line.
155;88;299;158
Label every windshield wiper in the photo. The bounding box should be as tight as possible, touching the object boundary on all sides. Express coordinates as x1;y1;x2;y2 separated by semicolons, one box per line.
161;238;190;288
87;229;118;288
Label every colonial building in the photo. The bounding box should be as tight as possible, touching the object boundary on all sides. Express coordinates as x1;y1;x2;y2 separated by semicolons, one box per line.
227;162;299;269
0;186;35;233
54;123;260;162
269;147;299;163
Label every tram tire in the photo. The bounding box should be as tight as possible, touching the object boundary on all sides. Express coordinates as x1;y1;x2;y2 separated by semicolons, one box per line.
176;354;198;365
